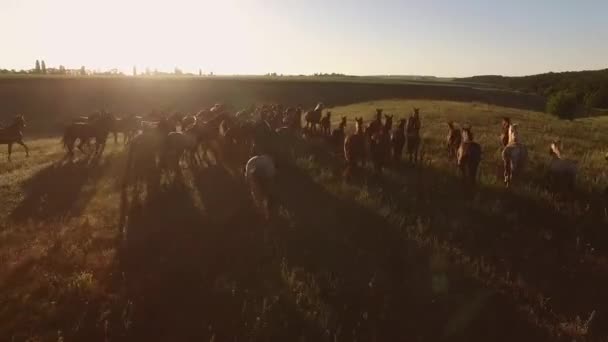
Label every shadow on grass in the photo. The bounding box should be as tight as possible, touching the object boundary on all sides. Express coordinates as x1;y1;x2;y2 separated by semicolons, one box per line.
10;156;114;222
112;140;547;341
288;134;608;338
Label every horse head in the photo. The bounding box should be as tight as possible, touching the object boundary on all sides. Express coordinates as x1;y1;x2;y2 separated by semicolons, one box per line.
508;124;520;144
462;125;474;142
355;117;364;133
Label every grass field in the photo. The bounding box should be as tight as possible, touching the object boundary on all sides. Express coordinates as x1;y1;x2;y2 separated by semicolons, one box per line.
1;99;607;341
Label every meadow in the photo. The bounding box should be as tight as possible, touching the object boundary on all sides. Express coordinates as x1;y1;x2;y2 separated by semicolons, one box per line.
1;97;608;341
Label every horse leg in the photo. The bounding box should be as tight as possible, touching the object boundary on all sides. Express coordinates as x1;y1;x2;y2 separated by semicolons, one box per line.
17;140;29;157
7;143;12;161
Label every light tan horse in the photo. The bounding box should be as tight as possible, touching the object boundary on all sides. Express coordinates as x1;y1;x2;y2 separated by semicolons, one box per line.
501;124;528;187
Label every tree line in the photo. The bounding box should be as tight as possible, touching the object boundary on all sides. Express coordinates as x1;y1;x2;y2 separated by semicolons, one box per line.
459;69;608;119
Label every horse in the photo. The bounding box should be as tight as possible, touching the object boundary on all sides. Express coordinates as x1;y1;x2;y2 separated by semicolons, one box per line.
344;117;366;178
405;108;421;163
244;154;277;220
501;124;528;188
446;121;462;160
320;111;332;136
62;112;114;157
165;123;203;169
457;126;482;185
180;114;197;131
500;117;511;147
329;116;347;149
112;115;142;144
365;109;384;141
0;114;29;161
391;118;406;161
369;117;392;174
548;140;578;191
304;102;324;133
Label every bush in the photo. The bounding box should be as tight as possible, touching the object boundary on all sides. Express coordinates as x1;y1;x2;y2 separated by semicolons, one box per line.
546;91;578;119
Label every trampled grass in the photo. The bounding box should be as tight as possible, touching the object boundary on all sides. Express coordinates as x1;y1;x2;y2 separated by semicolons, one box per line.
1;99;607;341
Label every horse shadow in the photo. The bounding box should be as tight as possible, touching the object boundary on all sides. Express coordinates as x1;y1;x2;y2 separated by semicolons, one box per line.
10;157;110;222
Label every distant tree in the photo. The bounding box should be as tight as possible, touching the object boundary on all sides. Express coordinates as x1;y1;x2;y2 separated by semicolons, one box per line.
133;66;137;76
546;91;577;120
41;60;46;74
35;60;41;73
145;67;151;76
174;67;183;75
59;65;66;74
80;66;86;76
199;69;202;76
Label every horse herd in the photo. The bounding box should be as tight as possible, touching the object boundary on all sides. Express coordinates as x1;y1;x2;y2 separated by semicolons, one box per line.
0;103;586;194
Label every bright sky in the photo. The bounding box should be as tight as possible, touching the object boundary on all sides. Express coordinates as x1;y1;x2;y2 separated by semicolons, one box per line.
1;0;607;77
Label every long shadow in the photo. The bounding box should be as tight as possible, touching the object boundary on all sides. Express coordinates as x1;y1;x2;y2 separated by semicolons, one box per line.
268;160;549;342
287;135;608;337
10;157;112;222
117;164;327;341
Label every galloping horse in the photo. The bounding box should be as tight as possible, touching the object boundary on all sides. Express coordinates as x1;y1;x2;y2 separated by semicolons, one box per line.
0;114;29;161
405;108;421;163
446;121;462;160
391;118;406;161
112;115;142;144
502;124;528;188
304;102;324;133
344;117;366;178
63;112;114;157
457;126;482;185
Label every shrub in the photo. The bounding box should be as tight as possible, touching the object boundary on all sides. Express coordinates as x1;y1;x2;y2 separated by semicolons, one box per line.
546;91;577;119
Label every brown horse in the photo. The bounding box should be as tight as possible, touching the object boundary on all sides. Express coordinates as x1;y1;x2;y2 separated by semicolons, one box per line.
446;121;462;160
320;111;332;136
405;108;421;163
501;124;528;188
330;116;347;149
304;102;324;133
365;109;384;140
457;126;482;185
344;117;366;178
0;114;29;161
63;112;114;157
391;118;406;161
500;117;511;147
369;116;392;174
112;115;142;144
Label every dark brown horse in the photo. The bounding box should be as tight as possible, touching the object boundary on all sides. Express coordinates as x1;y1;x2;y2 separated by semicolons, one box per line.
446;121;462;160
0;114;29;161
62;112;114;157
405;108;421;163
329;116;347;149
344;117;366;178
457;126;482;185
320;111;332;136
365;109;384;141
369;116;392;174
391;118;406;161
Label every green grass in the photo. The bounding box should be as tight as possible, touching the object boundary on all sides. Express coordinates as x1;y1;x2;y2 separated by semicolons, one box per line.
2;99;607;341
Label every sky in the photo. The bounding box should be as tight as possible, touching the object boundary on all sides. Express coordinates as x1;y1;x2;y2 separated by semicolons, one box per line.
0;0;607;77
